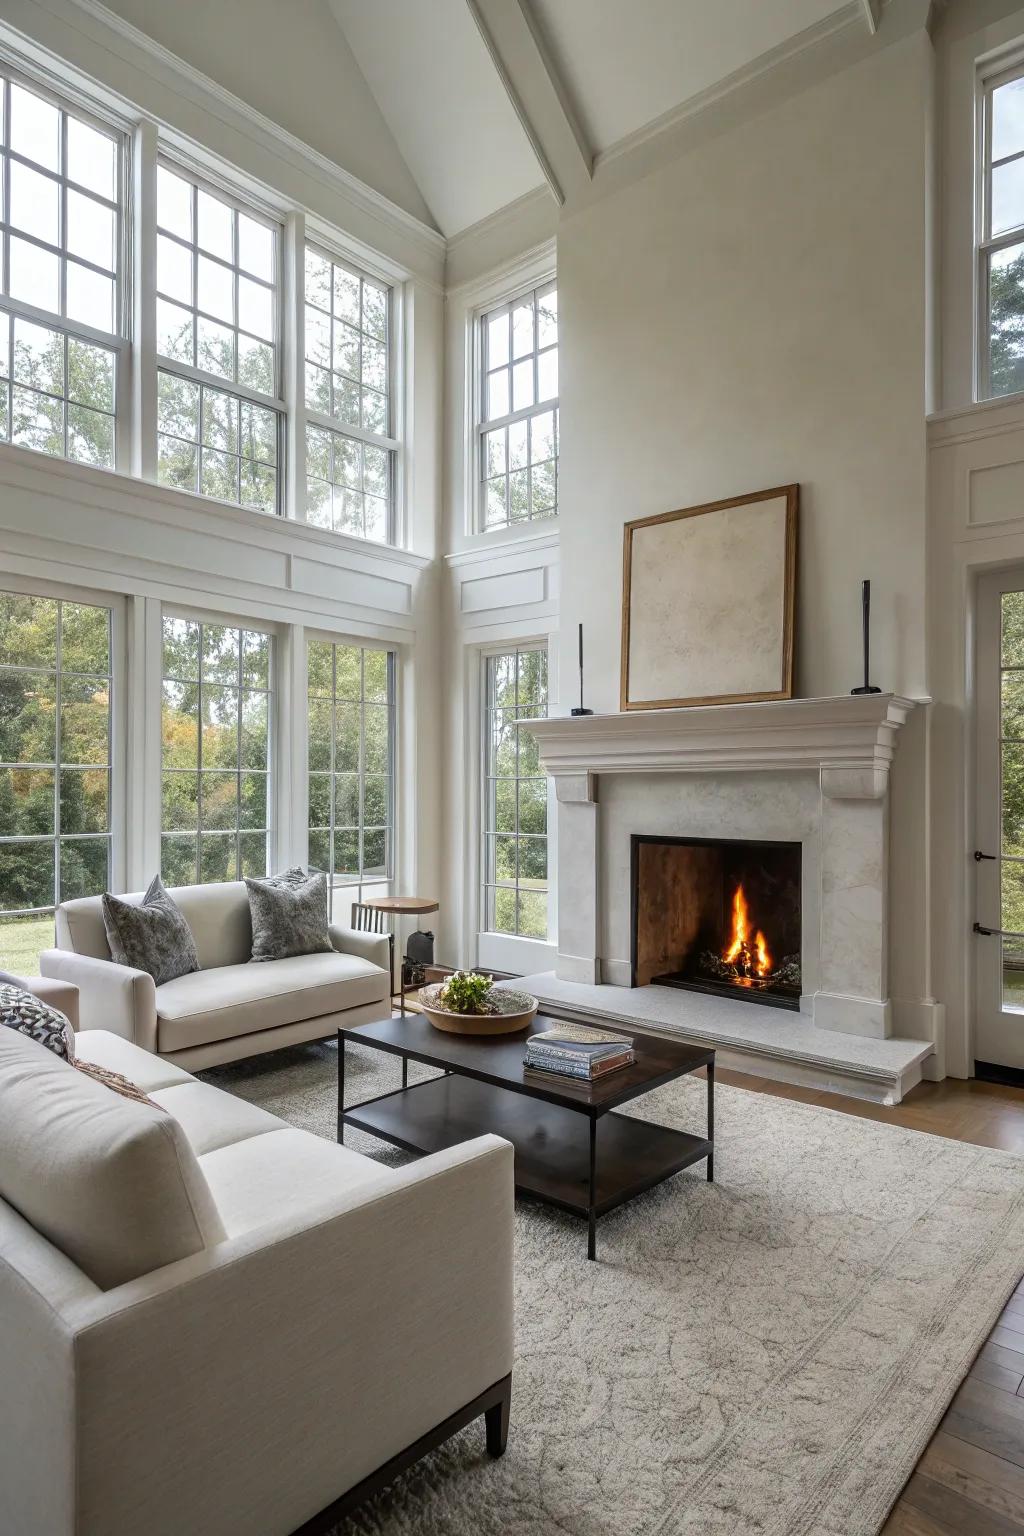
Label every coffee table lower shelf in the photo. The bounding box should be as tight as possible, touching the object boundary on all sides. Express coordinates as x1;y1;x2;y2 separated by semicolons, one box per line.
341;1074;712;1259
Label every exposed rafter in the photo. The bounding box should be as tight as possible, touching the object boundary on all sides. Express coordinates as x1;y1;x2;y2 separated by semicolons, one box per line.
465;0;592;207
860;0;881;33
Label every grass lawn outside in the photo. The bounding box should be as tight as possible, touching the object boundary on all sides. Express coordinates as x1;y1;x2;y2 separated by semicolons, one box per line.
0;915;55;977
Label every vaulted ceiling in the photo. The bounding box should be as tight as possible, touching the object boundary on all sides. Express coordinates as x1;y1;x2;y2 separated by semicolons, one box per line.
329;0;874;238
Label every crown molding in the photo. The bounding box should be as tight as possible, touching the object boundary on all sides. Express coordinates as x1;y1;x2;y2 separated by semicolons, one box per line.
2;0;445;279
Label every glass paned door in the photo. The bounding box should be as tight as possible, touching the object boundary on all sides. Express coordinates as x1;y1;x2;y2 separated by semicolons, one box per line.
976;572;1024;1067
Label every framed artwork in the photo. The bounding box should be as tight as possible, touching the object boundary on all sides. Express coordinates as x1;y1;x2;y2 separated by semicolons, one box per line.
620;484;798;711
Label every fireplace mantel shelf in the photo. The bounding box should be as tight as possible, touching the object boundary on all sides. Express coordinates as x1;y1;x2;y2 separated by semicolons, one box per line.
517;694;924;799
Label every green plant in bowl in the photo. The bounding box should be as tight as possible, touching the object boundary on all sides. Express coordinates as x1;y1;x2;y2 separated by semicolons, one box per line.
438;970;493;1015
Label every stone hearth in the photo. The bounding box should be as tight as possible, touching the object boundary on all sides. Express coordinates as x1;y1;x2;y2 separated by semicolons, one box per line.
518;694;925;1043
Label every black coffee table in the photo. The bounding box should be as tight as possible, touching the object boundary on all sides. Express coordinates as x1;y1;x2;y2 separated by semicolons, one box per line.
338;1013;714;1260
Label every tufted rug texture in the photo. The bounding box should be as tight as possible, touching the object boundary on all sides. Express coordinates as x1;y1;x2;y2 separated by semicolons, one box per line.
203;1041;1024;1536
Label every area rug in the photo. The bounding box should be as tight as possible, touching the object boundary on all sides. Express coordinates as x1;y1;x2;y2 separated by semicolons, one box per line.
202;1043;1024;1536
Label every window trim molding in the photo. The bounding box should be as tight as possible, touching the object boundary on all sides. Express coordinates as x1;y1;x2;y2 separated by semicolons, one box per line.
478;636;552;949
0;572;127;925
158;603;279;887
0;6;446;282
300;235;403;547
302;628;399;910
975;43;1024;402
460;242;556;540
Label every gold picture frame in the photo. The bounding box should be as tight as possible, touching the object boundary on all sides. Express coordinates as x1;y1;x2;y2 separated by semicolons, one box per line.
620;484;799;711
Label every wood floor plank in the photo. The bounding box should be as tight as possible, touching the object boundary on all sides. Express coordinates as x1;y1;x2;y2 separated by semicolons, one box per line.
920;1432;1024;1522
881;1499;959;1535
992;1323;1024;1353
972;1357;1024;1393
903;1471;1024;1535
982;1341;1024;1376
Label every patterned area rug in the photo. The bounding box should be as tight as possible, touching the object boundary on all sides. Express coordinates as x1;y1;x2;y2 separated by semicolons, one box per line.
203;1042;1024;1536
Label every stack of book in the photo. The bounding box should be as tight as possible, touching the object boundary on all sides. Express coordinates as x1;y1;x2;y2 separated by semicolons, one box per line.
524;1022;635;1081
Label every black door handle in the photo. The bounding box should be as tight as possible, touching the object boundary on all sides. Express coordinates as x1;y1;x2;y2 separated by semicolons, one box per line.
975;850;997;861
974;922;1006;936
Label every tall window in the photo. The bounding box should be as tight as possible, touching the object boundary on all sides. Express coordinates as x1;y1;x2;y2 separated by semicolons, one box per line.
482;646;548;938
479;282;557;531
0;592;113;972
155;163;281;513
0;72;125;467
161;616;271;885
303;246;395;543
307;640;394;914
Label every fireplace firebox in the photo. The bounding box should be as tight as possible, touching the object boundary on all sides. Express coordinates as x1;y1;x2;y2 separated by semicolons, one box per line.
630;834;802;1011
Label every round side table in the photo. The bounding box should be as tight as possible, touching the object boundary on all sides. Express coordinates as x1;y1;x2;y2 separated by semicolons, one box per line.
361;896;439;1016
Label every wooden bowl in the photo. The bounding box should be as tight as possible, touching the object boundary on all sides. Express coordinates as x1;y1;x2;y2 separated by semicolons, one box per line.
419;985;537;1036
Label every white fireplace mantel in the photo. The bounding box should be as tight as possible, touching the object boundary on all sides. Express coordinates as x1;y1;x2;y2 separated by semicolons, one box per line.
517;693;929;1042
517;694;923;797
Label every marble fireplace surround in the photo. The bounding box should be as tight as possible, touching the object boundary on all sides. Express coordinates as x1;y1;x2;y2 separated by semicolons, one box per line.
520;694;920;1042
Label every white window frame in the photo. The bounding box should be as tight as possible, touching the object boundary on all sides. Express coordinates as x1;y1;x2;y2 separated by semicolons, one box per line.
0;60;132;473
474;277;558;534
479;641;550;942
299;236;402;547
157;604;277;887
303;629;398;916
0;573;127;953
153;154;285;514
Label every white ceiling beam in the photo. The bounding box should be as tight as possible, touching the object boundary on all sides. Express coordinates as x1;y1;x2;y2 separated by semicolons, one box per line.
465;0;592;206
860;0;881;33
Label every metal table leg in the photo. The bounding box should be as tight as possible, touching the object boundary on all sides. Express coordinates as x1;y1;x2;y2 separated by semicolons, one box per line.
587;1117;598;1261
707;1058;715;1182
337;1036;346;1144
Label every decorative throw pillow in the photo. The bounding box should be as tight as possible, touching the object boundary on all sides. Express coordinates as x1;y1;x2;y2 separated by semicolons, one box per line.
245;867;333;962
74;1058;158;1108
101;874;201;986
0;983;76;1061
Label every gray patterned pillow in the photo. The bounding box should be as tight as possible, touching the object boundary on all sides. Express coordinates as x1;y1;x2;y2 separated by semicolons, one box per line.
101;874;200;985
245;867;332;962
0;984;76;1061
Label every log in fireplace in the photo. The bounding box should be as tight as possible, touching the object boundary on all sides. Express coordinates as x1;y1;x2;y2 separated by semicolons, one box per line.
630;834;802;1011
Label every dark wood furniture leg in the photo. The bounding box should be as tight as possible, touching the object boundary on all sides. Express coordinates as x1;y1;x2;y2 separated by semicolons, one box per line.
707;1059;715;1182
587;1115;598;1261
485;1373;511;1456
290;1373;512;1535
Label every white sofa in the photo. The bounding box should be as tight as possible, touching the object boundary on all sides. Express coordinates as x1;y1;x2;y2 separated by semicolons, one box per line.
0;1024;515;1536
40;880;392;1069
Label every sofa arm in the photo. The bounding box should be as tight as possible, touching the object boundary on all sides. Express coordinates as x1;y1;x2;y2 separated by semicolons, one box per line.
39;950;157;1052
73;1135;514;1535
0;971;80;1030
329;922;391;974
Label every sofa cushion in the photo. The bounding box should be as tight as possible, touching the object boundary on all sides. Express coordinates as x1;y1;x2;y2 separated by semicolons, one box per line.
198;1126;394;1238
75;1029;195;1092
102;874;200;986
148;1081;285;1156
0;1029;225;1289
155;950;389;1054
245;867;333;962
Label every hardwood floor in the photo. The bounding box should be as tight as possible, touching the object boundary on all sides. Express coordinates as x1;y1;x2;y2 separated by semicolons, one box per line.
717;1066;1024;1534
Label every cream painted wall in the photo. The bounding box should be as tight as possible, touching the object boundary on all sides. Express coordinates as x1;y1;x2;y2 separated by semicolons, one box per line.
95;0;436;228
557;32;931;712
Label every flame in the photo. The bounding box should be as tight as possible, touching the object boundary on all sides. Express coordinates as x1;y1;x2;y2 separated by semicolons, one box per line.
723;884;772;980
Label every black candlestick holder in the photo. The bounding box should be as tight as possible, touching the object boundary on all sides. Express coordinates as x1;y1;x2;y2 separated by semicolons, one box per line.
571;621;594;716
851;579;881;695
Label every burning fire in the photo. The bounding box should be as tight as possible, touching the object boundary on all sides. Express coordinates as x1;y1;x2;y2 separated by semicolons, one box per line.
723;884;772;983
